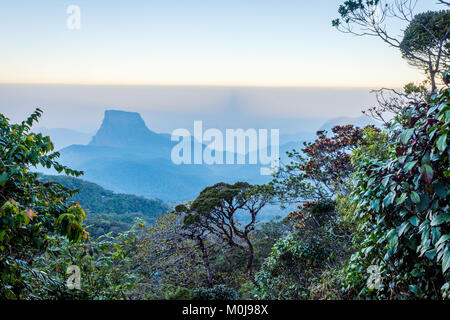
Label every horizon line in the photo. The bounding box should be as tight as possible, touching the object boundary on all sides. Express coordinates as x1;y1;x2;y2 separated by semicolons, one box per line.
0;81;403;90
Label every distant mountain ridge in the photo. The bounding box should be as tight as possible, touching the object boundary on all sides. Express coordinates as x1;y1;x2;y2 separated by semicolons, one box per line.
54;109;373;203
319;115;378;132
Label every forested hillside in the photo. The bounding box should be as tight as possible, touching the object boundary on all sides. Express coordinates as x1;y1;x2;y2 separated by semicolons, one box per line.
42;175;169;237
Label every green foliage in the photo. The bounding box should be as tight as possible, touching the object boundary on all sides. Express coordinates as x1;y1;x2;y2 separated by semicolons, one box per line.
164;286;193;300
252;217;292;269
32;229;138;299
256;232;330;299
183;182;252;218
192;285;239;300
238;281;258;300
309;199;336;216
404;82;429;98
351;126;392;165
332;0;381;27
272;125;366;203
400;10;450;76
343;87;450;299
163;284;240;301
255;200;351;299
0;109;86;299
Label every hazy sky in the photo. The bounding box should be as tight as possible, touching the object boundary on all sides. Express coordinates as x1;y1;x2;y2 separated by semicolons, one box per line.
0;84;378;133
0;0;440;87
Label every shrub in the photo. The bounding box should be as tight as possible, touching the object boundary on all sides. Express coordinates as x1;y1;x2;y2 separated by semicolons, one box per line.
0;109;85;299
192;285;239;300
256;199;351;299
165;287;192;300
32;230;138;300
343;87;449;299
165;286;193;300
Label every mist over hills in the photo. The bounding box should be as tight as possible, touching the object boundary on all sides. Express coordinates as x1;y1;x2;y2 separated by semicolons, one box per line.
50;109;376;205
0;85;377;134
36;127;92;150
319;115;377;132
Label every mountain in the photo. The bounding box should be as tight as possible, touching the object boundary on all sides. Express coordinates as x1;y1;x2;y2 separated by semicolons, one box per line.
36;127;92;150
89;110;172;155
57;109;361;203
43;175;169;237
49;109;370;217
54;110;376;204
279;131;316;146
319;115;378;132
57;110;269;203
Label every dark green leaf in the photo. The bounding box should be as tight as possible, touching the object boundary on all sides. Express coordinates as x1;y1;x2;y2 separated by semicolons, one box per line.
404;160;418;172
443;249;450;273
396;193;407;205
410;191;420;204
421;164;434;184
436;133;447;152
432;181;448;199
387;229;399;249
400;128;415;145
409;216;419;227
0;171;9;187
397;221;410;237
431;212;450;226
383;192;396;207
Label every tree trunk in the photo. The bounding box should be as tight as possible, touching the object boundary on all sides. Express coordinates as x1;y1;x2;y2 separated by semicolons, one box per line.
431;70;437;93
244;236;257;286
197;236;213;287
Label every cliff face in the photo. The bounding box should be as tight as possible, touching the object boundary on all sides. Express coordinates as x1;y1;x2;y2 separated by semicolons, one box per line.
89;110;169;149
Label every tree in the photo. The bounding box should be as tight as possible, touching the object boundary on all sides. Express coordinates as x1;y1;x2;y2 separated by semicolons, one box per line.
333;0;450;92
255;200;352;299
400;10;450;90
271;125;368;203
130;213;213;299
363;82;430;124
175;182;274;284
32;230;138;299
173;205;215;287
0;109;86;299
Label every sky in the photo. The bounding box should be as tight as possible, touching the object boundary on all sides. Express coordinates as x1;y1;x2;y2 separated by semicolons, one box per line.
0;0;442;88
0;1;444;134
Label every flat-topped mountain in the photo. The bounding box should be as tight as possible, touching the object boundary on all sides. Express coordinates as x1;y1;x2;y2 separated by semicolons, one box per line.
57;109;262;202
89;110;171;152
